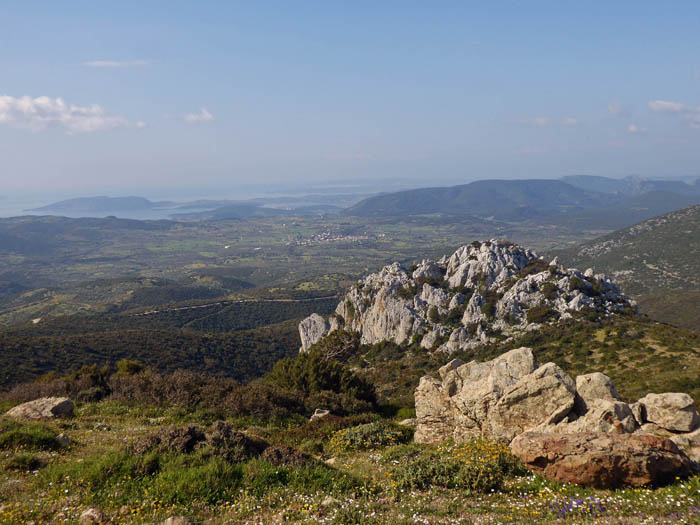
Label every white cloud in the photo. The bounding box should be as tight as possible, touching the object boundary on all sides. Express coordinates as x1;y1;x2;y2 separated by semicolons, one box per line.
648;100;686;113
184;108;215;124
0;94;140;134
627;124;645;134
562;117;578;126
512;117;549;127
648;99;700;128
82;59;150;68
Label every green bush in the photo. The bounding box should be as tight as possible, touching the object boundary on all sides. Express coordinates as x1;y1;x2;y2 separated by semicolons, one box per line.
3;453;44;471
526;305;557;324
265;348;376;415
428;306;440;323
329;421;413;453
389;440;525;494
0;421;63;451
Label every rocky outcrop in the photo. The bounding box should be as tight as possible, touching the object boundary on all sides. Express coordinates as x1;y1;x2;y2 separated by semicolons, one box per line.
574;372;620;413
299;313;330;352
5;397;74;420
638;393;700;433
510;432;692;488
299;240;635;352
414;348;700;468
487;362;576;442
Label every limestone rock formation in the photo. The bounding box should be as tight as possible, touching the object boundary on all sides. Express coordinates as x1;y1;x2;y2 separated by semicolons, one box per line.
574;372;620;413
5;397;74;420
487;362;576;442
415;348;700;468
638;393;700;433
298;313;330;352
299;240;635;352
510;432;692;488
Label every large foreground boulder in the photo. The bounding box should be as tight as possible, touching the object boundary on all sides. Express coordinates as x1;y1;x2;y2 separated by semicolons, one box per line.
510;432;693;488
5;397;74;420
415;347;539;443
487;362;576;442
415;348;583;443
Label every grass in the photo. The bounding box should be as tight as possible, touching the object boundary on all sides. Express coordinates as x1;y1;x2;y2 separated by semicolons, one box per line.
1;401;699;524
0;421;63;451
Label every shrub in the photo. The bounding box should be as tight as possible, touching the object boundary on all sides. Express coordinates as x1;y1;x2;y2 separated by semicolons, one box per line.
3;453;44;471
115;359;145;376
481;301;496;319
516;259;550;279
0;421;63;451
265;349;376;415
345;301;355;323
205;420;268;463
220;381;304;420
541;281;558;300
526;305;558;324
569;276;588;294
329;421;413;453
389;440;525;494
428;306;440;323
309;330;360;362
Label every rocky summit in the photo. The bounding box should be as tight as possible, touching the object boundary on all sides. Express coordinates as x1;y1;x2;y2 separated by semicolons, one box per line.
299;239;636;353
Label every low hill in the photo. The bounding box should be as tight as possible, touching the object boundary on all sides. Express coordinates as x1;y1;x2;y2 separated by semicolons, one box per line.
554;205;700;330
343;179;617;220
28;196;168;214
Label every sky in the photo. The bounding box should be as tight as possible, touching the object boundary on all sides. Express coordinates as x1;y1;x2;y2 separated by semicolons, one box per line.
1;1;700;197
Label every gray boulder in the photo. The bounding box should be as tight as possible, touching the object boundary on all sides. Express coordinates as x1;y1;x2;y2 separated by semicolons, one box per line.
639;393;700;433
5;397;74;420
487;362;576;441
574;372;620;413
415;347;538;443
298;313;330;352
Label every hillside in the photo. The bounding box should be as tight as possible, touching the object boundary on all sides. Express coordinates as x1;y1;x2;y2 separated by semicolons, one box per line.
554;205;700;329
28;196;167;214
560;175;700;196
344;179;617;220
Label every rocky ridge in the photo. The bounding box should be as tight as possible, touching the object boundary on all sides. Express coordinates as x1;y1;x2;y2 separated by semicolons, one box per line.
299;240;636;353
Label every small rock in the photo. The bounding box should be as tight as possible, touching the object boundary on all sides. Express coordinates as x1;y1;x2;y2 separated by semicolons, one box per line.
398;418;417;427
310;408;331;422
79;508;105;525
56;433;71;447
159;517;194;525
321;496;339;507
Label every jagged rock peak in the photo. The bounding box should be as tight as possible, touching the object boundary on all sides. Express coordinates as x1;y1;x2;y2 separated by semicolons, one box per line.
299;239;636;352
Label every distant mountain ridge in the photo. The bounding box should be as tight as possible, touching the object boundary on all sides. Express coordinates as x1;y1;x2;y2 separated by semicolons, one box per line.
560;175;700;196
343;179;618;220
343;177;700;225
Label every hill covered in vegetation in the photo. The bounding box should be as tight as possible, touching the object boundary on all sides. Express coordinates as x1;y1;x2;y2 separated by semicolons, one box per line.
555;205;700;330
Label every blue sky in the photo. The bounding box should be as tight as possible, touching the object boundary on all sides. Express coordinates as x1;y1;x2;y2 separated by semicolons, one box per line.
1;1;700;195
